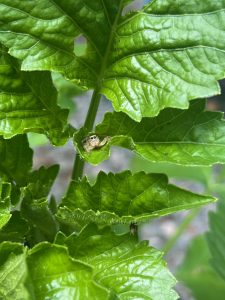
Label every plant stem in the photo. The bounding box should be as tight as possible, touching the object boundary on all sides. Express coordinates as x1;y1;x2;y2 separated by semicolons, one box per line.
71;0;124;181
72;90;101;181
162;207;201;255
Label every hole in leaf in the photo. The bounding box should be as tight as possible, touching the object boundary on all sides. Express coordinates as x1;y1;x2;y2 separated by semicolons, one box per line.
74;35;87;57
122;0;144;16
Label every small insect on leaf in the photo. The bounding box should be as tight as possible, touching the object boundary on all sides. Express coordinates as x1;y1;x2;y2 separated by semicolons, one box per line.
82;135;111;152
130;222;138;235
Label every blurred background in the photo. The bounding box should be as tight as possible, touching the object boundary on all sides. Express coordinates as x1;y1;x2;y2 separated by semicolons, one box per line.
28;1;225;299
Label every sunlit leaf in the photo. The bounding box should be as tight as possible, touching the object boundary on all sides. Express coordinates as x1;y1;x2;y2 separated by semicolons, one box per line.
27;243;110;299
75;99;225;166
58;171;215;225
0;242;29;300
55;224;178;300
0;181;11;229
0;1;225;119
0;46;69;144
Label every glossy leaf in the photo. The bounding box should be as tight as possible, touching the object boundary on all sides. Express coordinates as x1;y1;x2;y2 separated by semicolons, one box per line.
27;243;110;299
0;135;32;185
0;237;177;299
0;0;125;87
0;46;69;144
207;200;225;282
75;99;225;166
0;2;225;120
0;181;11;229
177;235;225;300
58;171;215;225
55;223;178;300
0;242;29;300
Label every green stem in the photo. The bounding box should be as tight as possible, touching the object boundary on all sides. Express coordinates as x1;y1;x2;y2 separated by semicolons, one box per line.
71;0;124;181
72;90;101;181
163;207;201;255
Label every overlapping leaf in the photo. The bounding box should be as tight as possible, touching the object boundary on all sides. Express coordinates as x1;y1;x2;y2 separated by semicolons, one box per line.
0;231;178;300
20;166;59;245
0;1;225;119
0;0;125;87
26;243;110;299
0;135;32;185
0;242;29;300
75;99;225;166
0;211;29;243
0;46;69;144
55;224;178;300
58;171;215;225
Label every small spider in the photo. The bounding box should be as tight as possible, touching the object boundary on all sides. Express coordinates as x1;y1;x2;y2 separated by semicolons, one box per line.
130;222;138;235
82;135;110;152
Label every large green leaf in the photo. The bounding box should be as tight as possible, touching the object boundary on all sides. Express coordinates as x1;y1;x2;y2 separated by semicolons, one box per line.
75;99;225;166
0;236;177;300
0;242;29;300
26;243;110;299
207;200;225;282
0;1;225;120
58;171;215;225
55;224;178;300
0;241;111;299
177;235;225;300
0;0;125;87
0;135;32;185
0;46;69;144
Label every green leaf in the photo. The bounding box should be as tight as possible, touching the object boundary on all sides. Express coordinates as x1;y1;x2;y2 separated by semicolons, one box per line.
0;242;29;300
58;171;215;225
103;1;225;120
207;199;225;282
0;135;32;185
0;0;125;87
25;165;59;199
27;243;110;299
0;181;11;229
0;1;225;120
0;46;69;144
0;211;29;243
56;223;178;300
0;233;177;299
177;235;225;300
20;166;59;245
146;0;225;14
21;197;58;245
75;99;225;166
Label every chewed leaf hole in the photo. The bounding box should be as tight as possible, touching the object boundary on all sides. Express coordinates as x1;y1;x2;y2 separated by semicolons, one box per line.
74;35;87;57
122;1;144;16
